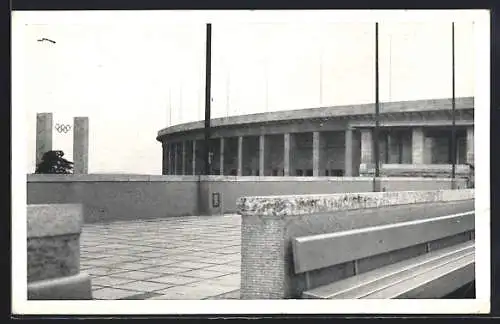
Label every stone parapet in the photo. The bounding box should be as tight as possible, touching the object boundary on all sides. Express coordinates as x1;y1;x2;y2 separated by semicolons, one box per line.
237;189;474;217
238;189;474;299
27;204;92;300
27;174;200;182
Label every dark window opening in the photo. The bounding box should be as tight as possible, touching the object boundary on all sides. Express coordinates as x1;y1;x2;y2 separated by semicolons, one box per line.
330;169;343;176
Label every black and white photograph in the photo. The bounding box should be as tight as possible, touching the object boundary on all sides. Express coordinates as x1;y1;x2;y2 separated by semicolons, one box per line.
12;9;490;314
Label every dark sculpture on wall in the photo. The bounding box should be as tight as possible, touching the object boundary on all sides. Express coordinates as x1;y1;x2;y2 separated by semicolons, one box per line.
35;150;74;174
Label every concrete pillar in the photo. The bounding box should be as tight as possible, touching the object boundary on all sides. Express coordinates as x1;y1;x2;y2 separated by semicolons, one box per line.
192;140;196;175
313;132;320;177
167;143;172;175
360;129;373;165
220;138;225;175
412;128;425;164
345;128;353;176
237;136;243;176
423;137;434;164
259;135;265;176
284;133;291;176
167;143;171;175
73;117;89;174
466;127;474;164
181;141;186;175
36;113;53;166
162;142;168;175
173;143;178;175
169;143;173;175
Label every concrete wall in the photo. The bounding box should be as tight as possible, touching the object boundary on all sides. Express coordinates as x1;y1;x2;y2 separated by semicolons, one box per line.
27;174;200;223
27;174;467;223
199;176;468;215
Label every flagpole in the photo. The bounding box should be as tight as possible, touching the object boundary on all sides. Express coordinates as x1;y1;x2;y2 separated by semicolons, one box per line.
264;56;269;112
179;80;183;123
451;22;457;188
226;66;230;117
319;30;323;106
373;22;381;192
389;34;392;101
168;86;172;126
204;23;212;176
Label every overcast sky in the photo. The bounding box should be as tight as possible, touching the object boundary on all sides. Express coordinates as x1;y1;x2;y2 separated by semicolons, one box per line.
14;11;478;175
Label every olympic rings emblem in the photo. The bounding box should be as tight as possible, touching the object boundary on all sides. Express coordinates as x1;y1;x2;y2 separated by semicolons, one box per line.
55;123;72;134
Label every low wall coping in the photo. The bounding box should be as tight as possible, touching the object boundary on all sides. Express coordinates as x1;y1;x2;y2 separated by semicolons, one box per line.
27;174;462;183
27;174;199;182
237;189;474;217
378;164;471;171
360;163;471;173
27;204;83;238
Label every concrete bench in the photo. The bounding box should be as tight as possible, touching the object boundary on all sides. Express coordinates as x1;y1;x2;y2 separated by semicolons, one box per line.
293;211;475;299
238;189;475;299
27;204;92;300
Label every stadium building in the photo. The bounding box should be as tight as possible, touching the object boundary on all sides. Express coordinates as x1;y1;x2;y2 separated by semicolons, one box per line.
156;96;474;178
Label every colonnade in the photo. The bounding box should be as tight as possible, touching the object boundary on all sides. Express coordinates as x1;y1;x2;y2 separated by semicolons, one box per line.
162;126;474;176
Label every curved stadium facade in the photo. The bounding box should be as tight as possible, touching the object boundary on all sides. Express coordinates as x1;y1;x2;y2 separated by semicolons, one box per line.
157;97;474;179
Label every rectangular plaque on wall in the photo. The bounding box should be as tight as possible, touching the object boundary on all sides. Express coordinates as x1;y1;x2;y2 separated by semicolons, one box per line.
212;192;221;208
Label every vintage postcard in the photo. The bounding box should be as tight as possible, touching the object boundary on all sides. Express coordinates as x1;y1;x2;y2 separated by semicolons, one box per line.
11;9;490;315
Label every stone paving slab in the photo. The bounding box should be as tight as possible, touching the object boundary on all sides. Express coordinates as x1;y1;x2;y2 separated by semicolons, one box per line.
80;214;242;300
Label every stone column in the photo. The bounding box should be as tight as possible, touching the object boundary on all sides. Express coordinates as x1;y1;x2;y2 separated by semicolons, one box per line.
181;141;186;175
284;133;291;176
162;142;168;175
313;132;320;177
36;113;53;166
174;142;180;175
259;135;265;176
170;145;174;175
173;143;178;175
412;128;425;164
192;140;197;175
360;129;373;165
423;137;434;164
73;117;89;174
344;128;353;176
466;127;474;164
167;143;172;175
237;136;243;176
220;138;225;175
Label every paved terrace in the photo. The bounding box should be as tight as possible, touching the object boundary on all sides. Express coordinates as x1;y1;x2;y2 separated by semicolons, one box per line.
80;215;241;300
